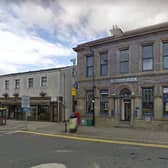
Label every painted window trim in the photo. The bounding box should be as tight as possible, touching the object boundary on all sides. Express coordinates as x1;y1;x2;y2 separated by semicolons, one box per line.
100;52;108;76
142;87;154;118
162;42;168;70
86;55;94;77
40;76;48;87
119;48;129;74
14;79;20;89
141;44;153;72
99;89;109;115
27;77;34;89
162;87;168;117
4;80;9;90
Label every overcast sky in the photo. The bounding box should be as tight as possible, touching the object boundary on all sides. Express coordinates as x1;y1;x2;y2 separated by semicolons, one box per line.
0;0;168;74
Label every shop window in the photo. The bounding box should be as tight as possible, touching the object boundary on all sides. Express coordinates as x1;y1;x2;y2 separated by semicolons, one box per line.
142;87;153;117
100;90;109;115
163;87;168;116
142;45;153;71
100;52;108;76
86;56;93;77
120;49;129;73
38;105;49;121
86;90;93;114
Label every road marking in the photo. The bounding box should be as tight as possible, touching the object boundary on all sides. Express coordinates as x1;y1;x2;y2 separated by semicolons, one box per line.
31;163;66;168
92;162;100;168
55;149;72;153
4;131;17;135
16;130;168;149
0;131;17;136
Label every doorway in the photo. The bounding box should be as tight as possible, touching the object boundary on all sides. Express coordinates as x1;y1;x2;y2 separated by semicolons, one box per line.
120;88;131;121
121;99;131;121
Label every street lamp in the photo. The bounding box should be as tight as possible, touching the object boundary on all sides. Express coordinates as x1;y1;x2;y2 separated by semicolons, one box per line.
70;58;76;114
91;49;95;126
111;93;116;118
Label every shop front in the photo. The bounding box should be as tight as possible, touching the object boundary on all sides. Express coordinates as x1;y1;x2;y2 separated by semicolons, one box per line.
0;96;64;122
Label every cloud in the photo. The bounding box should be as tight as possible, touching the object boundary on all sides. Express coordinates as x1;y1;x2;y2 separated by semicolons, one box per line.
2;0;168;43
0;29;72;74
0;0;168;74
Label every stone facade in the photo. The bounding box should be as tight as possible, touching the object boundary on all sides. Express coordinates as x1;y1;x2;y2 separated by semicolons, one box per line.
74;22;168;128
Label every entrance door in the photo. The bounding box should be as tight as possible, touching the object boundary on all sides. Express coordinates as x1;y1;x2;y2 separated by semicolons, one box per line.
121;100;131;121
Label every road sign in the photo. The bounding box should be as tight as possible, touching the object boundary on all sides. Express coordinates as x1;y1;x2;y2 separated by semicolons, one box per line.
23;107;30;113
22;96;30;108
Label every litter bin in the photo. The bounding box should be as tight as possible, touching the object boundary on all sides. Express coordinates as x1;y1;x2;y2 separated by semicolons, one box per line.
69;114;78;133
87;119;93;126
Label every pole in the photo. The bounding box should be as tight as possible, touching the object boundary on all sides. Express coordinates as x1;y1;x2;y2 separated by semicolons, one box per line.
70;58;76;114
57;96;59;122
91;48;95;126
72;96;75;113
63;71;66;122
63;71;67;132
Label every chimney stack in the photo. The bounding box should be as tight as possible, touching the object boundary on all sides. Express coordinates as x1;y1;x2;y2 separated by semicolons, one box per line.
110;25;123;37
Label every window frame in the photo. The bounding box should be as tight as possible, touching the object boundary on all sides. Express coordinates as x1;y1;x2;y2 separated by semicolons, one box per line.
100;52;108;76
162;42;168;69
99;89;109;116
4;80;9;90
15;79;20;89
86;55;93;77
163;87;168;117
119;49;129;74
142;44;153;71
142;87;154;117
85;90;94;114
41;76;47;87
28;78;34;88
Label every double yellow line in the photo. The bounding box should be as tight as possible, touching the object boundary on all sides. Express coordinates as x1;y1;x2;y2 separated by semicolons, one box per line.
16;130;168;149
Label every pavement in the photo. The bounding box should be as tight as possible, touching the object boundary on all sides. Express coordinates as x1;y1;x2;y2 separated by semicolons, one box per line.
1;120;168;145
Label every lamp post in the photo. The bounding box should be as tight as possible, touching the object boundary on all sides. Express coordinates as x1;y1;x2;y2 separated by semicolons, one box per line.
111;93;116;118
131;92;136;126
70;58;76;114
91;49;95;126
92;90;95;126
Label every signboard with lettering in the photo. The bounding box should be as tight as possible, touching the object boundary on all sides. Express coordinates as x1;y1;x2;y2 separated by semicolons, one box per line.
110;77;137;84
21;96;30;108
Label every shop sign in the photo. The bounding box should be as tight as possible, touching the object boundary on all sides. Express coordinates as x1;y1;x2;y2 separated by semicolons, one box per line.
110;77;137;83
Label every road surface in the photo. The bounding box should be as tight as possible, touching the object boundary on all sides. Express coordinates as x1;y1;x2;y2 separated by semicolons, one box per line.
0;131;168;168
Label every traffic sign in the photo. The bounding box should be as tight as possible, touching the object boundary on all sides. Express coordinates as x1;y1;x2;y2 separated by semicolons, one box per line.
23;107;30;113
21;96;30;108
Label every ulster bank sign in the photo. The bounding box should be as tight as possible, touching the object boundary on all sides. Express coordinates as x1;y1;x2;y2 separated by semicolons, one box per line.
110;77;138;84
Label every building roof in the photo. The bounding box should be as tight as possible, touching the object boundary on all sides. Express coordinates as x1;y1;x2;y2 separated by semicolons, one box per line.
73;22;168;52
0;66;72;77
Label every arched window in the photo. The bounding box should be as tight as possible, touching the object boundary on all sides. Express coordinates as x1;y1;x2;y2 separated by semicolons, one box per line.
120;88;131;99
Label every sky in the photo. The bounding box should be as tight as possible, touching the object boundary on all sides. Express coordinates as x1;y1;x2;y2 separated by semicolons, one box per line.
0;0;168;75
